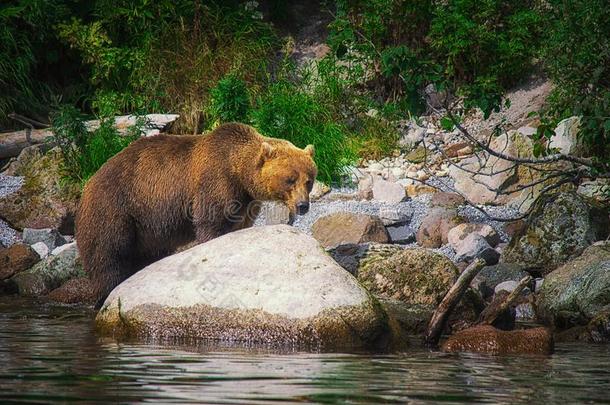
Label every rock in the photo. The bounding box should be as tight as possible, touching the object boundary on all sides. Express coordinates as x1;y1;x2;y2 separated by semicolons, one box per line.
495;280;521;294
405;184;437;197
310;181;330;201
22;228;67;251
259;202;290;225
378;206;410;226
357;175;374;200
357;248;458;306
96;225;398;349
549;116;584;156
430;192;465;209
386;224;415;244
30;242;49;259
0;244;40;281
515;302;536;321
398;122;426;148
0;149;79;232
537;243;610;330
471;263;529;299
405;146;429;163
328;243;404;276
447;223;500;249
443;142;470;158
8;242;83;296
454;233;500;265
448;130;537;206
577;179;610;204
442;326;553;355
502;192;609;273
415;208;465;248
47;277;96;305
312;213;390;249
504;220;526;238
378;298;435;335
372;178;407;204
478;290;515;330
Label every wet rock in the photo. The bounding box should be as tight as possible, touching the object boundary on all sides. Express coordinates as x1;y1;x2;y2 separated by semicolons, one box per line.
8;242;83;296
357;248;458;307
22;228;67;251
0;149;80;231
442;325;554;355
416;208;465;248
372;178;406;204
312;212;390;248
47;277;95;305
448;223;500;249
454;233;500;265
0;243;40;281
430;192;465;209
515;302;537;321
536;242;610;330
97;225;399;349
502;192;609;274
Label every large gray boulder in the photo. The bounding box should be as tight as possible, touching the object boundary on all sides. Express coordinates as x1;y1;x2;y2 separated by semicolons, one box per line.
502;191;609;274
537;243;610;333
96;225;399;350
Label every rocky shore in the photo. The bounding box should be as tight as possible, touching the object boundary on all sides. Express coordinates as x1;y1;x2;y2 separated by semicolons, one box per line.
1;96;609;354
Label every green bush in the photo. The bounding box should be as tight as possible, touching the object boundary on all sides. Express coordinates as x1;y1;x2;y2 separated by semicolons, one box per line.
52;105;139;185
542;0;610;161
251;81;356;184
208;74;251;125
329;0;543;117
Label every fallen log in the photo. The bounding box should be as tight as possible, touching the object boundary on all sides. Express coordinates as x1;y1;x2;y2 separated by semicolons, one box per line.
0;114;180;160
425;258;486;347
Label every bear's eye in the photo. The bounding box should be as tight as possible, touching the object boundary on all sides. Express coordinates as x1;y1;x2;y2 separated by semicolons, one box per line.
306;180;313;190
286;177;297;186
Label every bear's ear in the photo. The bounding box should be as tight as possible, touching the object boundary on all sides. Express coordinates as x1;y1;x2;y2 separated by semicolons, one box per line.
304;144;315;157
260;142;275;161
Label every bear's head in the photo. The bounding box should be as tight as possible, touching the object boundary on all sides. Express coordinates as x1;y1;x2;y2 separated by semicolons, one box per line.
258;139;317;222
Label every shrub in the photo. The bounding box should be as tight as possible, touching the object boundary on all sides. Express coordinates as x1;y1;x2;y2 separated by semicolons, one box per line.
251;81;356;184
542;0;610;161
208;74;251;125
52;105;140;185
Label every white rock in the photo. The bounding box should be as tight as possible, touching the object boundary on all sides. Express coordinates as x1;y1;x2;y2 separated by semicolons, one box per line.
549;116;582;156
372;178;407;204
30;242;49;259
96;225;395;348
51;242;77;256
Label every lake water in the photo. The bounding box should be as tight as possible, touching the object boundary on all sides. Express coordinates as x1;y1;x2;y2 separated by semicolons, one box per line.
1;297;609;404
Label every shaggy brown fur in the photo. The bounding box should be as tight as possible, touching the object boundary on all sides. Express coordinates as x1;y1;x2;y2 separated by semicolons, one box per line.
76;123;317;307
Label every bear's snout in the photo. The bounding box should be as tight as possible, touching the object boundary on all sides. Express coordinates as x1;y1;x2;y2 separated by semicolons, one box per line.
296;201;310;215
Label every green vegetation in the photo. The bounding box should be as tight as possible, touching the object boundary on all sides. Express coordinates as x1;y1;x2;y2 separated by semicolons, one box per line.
1;0;608;183
51;106;140;185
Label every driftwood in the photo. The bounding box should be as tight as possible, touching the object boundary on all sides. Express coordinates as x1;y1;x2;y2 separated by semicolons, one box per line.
478;275;532;325
425;258;486;346
0;114;179;160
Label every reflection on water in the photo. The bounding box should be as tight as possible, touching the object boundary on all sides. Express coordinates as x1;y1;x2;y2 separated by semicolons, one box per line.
1;297;610;404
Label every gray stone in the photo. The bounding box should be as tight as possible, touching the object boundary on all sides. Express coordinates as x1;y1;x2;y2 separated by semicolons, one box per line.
386;224;415;244
502;191;609;274
96;225;399;349
515;303;536;321
447;223;501;249
398;123;426;148
495;280;520;294
454;233;500;265
537;243;610;327
471;263;529;298
312;212;390;248
22;228;66;251
8;242;83;296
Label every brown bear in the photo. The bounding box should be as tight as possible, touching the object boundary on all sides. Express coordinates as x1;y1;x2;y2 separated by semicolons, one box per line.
76;123;317;307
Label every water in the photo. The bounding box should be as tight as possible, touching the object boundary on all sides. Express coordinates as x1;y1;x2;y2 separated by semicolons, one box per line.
2;297;610;404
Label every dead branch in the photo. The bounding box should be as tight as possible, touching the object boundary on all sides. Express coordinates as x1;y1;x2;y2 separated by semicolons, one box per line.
478;275;533;325
425;258;486;347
